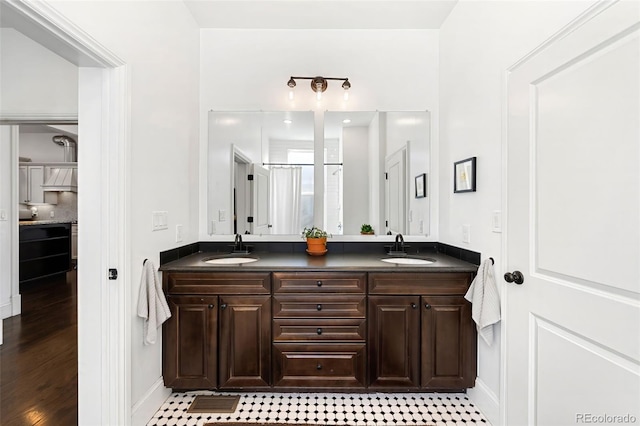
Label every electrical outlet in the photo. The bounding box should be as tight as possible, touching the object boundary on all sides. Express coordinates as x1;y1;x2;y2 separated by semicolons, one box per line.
419;220;424;234
462;224;471;244
175;224;183;242
218;210;226;221
50;211;55;218
0;210;6;221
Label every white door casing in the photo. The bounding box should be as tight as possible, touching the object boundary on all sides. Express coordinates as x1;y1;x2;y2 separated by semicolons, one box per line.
505;1;640;425
385;146;407;234
1;1;130;424
251;163;271;235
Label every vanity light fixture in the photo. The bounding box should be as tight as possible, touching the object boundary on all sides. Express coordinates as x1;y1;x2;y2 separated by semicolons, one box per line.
287;76;350;102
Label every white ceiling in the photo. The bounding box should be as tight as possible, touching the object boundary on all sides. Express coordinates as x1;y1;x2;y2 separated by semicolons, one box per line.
184;0;458;29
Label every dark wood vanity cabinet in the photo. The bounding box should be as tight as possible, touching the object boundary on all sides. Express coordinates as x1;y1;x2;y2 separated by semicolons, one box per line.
368;273;477;390
162;269;476;391
163;272;271;390
272;272;367;389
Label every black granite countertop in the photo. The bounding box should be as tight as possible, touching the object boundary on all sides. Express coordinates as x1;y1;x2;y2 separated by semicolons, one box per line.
159;251;478;273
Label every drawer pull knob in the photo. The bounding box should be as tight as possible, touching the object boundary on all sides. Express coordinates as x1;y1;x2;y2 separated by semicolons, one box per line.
316;280;323;287
411;303;417;309
316;304;322;311
317;328;323;335
316;364;322;370
220;303;227;310
424;303;431;309
208;304;214;309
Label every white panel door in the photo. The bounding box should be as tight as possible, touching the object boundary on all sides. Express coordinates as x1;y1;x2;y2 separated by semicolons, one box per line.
251;163;271;235
506;2;640;425
385;147;406;234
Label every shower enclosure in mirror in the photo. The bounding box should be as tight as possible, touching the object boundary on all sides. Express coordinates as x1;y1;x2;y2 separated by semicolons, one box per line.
207;110;430;237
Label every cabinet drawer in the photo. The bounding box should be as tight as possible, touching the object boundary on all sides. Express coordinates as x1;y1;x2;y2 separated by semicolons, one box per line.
273;318;366;342
273;343;366;388
368;272;473;295
164;272;270;294
273;295;366;318
273;272;366;294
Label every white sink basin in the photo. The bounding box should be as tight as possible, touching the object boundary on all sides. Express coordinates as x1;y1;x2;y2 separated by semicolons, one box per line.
380;257;435;265
204;257;258;265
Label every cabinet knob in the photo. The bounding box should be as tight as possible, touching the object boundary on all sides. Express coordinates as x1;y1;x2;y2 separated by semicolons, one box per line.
208;304;214;309
220;303;227;310
317;328;323;335
316;304;322;311
316;280;323;287
316;364;322;370
411;303;417;309
424;303;431;309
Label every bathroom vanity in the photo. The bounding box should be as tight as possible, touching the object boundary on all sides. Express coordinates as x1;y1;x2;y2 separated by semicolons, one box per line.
160;251;477;392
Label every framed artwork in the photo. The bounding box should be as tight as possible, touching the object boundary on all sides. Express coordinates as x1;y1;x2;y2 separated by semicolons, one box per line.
454;157;476;193
415;173;427;198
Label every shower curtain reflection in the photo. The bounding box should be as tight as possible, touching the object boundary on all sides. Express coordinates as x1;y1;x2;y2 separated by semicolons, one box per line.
269;167;303;234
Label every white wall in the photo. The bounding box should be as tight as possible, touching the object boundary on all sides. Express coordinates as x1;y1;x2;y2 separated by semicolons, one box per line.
43;1;200;424
0;28;78;117
438;1;595;423
200;29;439;239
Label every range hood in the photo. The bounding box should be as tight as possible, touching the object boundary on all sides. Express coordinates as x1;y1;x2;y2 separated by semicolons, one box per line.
42;167;78;192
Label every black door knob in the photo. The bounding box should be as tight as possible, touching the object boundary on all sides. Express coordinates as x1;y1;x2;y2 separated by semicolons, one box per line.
504;271;524;285
316;304;323;311
411;303;417;309
316;364;322;370
220;303;228;309
208;304;214;309
317;328;323;335
424;303;431;309
316;280;323;287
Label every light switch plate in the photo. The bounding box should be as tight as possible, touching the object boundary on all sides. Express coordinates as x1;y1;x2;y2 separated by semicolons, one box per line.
152;211;168;231
492;210;502;233
462;224;471;243
175;224;183;242
218;210;226;221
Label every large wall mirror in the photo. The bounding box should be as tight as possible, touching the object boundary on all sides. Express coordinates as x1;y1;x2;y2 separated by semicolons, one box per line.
207;110;430;237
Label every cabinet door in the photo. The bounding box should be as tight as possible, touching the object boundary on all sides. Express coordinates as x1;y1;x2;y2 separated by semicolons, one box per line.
219;295;271;388
163;295;218;389
19;166;29;203
27;166;45;204
421;296;476;389
368;295;420;388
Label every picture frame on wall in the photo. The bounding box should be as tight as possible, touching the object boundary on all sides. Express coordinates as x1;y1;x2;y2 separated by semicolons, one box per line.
454;157;476;193
415;173;427;198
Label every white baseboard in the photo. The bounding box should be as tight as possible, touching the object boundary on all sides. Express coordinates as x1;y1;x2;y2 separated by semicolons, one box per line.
131;377;171;426
1;294;22;319
467;378;500;426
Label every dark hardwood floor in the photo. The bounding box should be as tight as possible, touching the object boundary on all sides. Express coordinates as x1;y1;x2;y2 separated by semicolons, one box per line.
1;270;77;426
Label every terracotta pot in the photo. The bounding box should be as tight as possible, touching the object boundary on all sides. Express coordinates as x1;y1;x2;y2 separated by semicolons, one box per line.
306;237;327;255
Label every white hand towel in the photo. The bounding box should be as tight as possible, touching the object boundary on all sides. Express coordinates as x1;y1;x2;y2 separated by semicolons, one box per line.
137;260;172;345
464;258;501;346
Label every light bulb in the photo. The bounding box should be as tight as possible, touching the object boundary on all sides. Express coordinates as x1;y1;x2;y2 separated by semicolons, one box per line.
343;90;349;101
289;89;294;101
317;90;322;101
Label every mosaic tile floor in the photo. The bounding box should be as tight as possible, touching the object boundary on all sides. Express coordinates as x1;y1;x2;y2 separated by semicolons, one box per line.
147;391;490;425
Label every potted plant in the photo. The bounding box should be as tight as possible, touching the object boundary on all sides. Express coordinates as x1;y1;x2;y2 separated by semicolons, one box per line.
360;224;375;235
302;226;329;255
